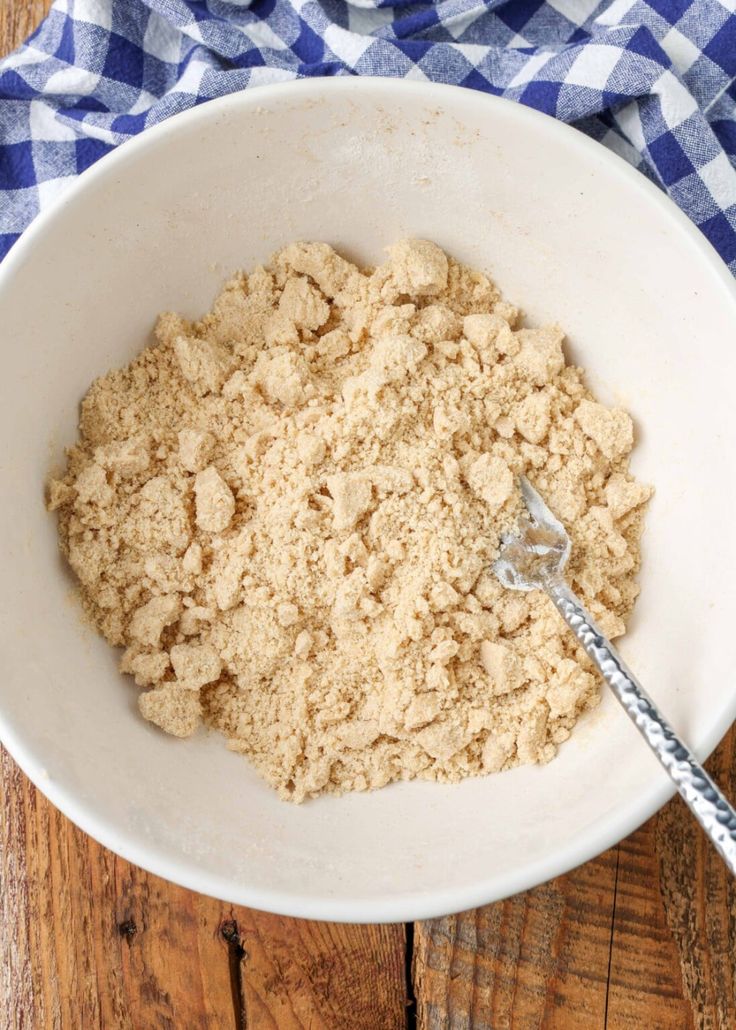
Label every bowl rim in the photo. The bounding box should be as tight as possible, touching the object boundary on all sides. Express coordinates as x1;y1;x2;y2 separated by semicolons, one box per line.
3;76;736;923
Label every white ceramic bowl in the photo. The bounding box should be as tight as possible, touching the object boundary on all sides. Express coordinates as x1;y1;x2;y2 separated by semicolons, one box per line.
2;79;736;922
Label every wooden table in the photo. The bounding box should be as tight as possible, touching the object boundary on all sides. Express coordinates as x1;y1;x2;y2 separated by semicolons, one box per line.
3;5;736;1026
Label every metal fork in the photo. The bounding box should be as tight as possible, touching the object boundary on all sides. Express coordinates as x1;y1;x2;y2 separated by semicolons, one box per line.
494;476;736;875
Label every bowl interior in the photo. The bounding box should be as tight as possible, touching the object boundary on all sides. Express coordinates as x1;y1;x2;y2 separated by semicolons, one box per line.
1;80;735;921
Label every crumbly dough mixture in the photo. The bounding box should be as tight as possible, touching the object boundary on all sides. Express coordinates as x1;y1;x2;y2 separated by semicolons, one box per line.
48;240;651;802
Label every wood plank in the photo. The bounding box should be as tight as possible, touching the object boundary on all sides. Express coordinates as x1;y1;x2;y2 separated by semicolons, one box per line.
654;726;736;1028
605;821;694;1029
0;746;408;1029
0;746;235;1029
414;727;736;1029
605;727;736;1028
0;0;52;55
237;913;407;1029
414;850;618;1029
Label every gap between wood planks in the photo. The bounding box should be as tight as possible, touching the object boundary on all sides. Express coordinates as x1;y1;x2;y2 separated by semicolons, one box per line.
602;845;621;1030
220;919;248;1030
211;916;416;1030
405;921;417;1029
116;907;249;1030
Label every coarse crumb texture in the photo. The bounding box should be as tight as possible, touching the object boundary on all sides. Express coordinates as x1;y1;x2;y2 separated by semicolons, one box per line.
48;240;651;802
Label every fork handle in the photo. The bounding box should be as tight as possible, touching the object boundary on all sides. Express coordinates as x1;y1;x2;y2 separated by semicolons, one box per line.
546;578;736;876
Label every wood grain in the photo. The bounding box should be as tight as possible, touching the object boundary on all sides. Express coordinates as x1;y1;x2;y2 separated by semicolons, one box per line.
414;850;618;1029
237;913;407;1028
413;727;736;1030
605;822;695;1028
0;746;408;1029
1;0;52;56
654;728;736;1029
0;743;241;1029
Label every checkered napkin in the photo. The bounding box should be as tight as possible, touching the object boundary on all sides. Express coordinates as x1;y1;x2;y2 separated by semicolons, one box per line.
1;0;735;271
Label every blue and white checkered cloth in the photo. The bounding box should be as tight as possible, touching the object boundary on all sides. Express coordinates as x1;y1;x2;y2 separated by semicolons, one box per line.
2;0;735;271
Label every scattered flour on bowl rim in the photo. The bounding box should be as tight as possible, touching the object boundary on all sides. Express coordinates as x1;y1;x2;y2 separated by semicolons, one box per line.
47;239;651;802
